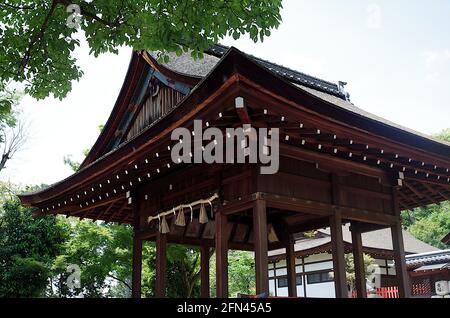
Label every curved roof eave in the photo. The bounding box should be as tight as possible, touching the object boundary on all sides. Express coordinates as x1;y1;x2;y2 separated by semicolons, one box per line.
18;48;240;205
80;51;144;169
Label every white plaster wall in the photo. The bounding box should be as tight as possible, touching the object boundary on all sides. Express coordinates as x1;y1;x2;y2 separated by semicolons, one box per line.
304;261;333;272
270;254;395;298
305;281;336;298
269;279;276;296
305;253;332;263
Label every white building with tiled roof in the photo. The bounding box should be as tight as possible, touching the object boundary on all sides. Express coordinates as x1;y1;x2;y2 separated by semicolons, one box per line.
268;224;438;298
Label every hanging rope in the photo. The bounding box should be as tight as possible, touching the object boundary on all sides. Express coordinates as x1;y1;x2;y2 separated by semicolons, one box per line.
147;193;219;224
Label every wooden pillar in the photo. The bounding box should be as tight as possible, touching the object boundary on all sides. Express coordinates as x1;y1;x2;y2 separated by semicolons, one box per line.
391;222;410;298
253;199;269;295
131;196;142;298
200;246;210;298
285;235;298;297
155;231;167;298
391;187;410;298
215;212;228;298
131;233;142;298
330;209;348;298
302;257;307;297
350;222;367;298
330;173;348;298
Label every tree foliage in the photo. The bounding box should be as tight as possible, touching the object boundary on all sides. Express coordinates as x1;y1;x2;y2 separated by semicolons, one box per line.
209;250;255;297
433;128;450;143
51;220;134;297
401;202;450;249
0;0;282;100
345;253;374;291
0;83;25;173
0;82;18;130
0;194;68;297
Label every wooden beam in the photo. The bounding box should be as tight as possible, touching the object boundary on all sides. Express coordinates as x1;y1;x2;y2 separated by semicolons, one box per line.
95;201;116;220
404;173;450;187
350;222;367;298
339;206;398;226
107;200;128;222
330;209;348;298
354;223;387;234
280;143;389;182
155;231;167;298
200;246;210;298
234;96;251;124
215;211;228;298
438;191;450;201
253;199;269;295
397;189;421;208
285;235;297;297
287;132;450;183
422;183;450;201
263;191;398;226
221;196;255;215
79;207;95;220
264;193;333;216
284;217;330;234
64;195;123;218
404;181;435;203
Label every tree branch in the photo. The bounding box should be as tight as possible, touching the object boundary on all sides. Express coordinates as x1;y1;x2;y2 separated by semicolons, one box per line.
57;0;124;28
107;274;132;291
20;1;58;71
0;3;35;10
0;120;28;173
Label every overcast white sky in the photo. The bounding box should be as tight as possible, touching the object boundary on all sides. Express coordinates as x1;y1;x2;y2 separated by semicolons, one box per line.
2;0;450;187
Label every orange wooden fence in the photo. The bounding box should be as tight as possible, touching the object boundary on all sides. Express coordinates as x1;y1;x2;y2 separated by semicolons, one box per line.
351;287;399;298
411;280;432;296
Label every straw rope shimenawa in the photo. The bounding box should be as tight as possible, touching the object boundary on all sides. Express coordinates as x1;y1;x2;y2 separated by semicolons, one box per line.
147;193;219;231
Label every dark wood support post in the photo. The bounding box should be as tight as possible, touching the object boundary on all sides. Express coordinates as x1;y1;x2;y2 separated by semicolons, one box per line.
131;234;143;298
131;196;142;298
391;222;410;298
155;231;167;298
330;209;348;298
200;246;210;298
391;187;410;298
253;199;269;295
350;222;367;298
330;173;348;298
286;234;298;297
215;211;228;298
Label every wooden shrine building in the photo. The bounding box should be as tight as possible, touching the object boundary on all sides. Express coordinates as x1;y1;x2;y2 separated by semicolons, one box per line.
19;45;450;298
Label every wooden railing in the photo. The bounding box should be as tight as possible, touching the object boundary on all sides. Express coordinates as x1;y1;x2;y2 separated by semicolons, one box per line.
351;287;399;298
352;283;433;298
375;287;399;298
411;280;432;296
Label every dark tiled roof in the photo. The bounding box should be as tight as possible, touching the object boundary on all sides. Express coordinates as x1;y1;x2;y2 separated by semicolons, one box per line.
148;51;220;78
152;44;348;99
207;44;348;99
269;224;438;258
153;45;450;150
320;224;438;254
406;249;450;267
